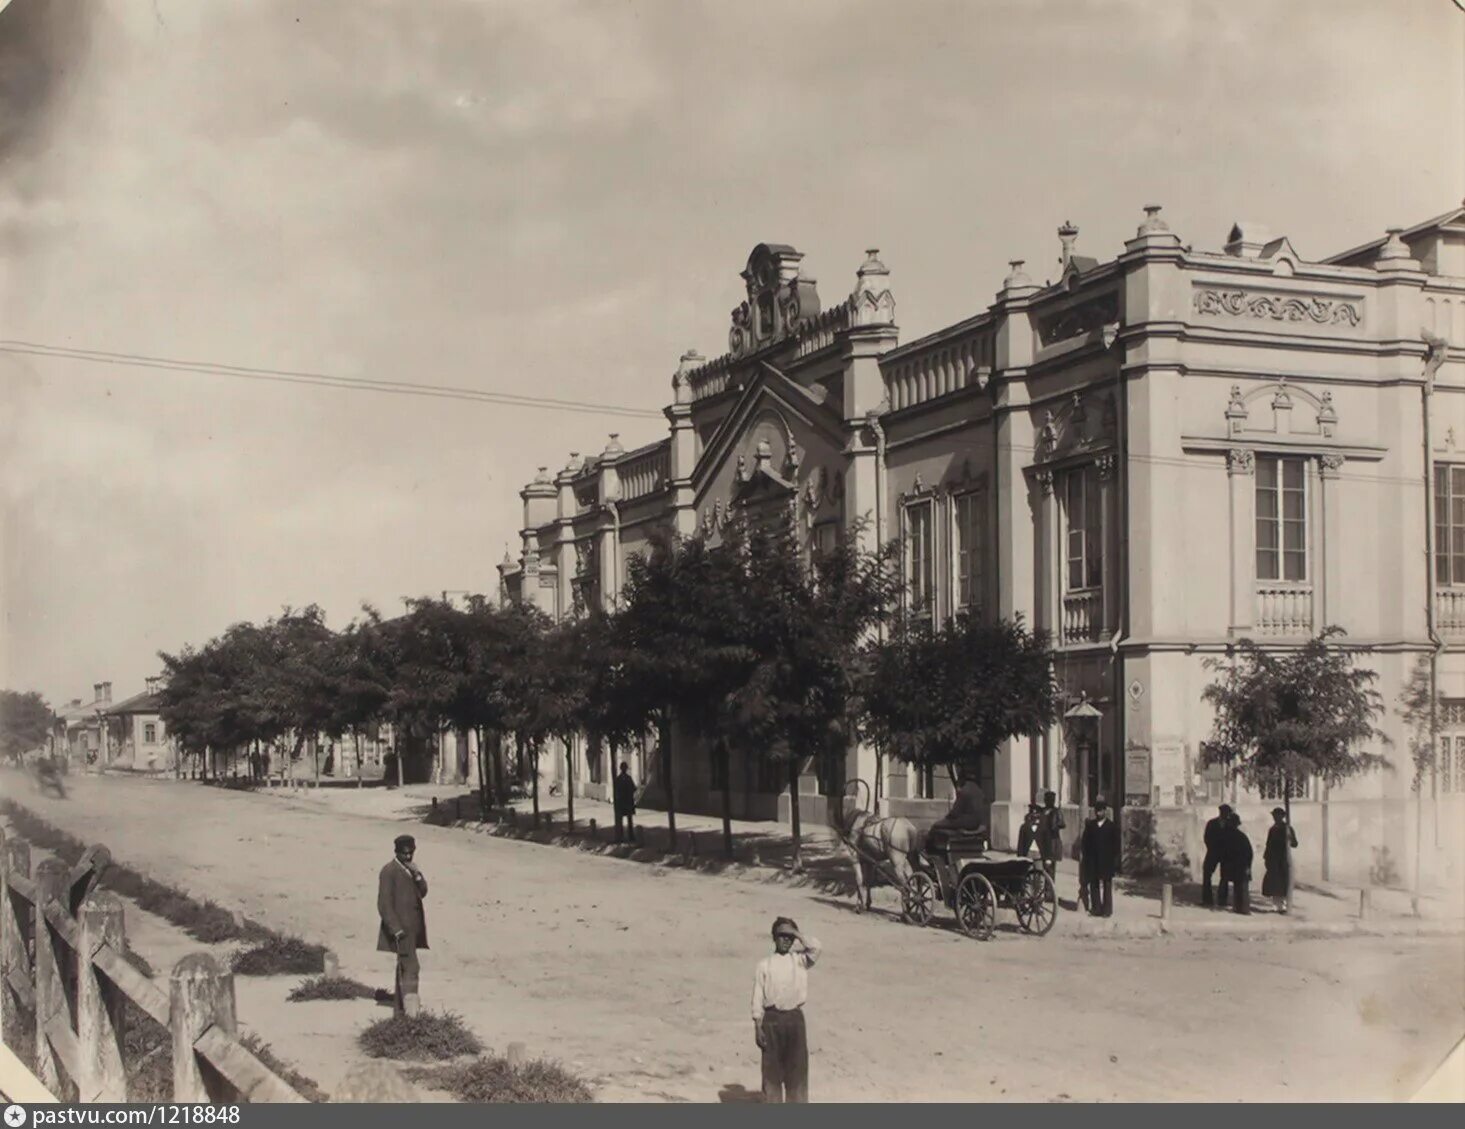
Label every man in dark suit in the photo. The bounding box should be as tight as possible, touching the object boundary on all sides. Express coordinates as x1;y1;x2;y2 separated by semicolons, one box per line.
378;834;428;1016
613;762;638;843
1200;803;1232;907
1080;798;1121;917
1219;812;1253;915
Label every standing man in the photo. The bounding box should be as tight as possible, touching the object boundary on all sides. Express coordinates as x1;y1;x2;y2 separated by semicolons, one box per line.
1220;811;1253;915
752;917;821;1103
377;834;429;1016
1080;797;1121;917
1200;803;1232;907
1038;790;1065;881
613;761;638;844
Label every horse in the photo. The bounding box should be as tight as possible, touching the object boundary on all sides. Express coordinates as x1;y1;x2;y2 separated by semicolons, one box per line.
832;779;926;915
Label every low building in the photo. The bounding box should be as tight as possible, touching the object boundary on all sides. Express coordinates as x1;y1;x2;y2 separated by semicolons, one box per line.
101;678;178;773
54;681;113;767
501;203;1465;891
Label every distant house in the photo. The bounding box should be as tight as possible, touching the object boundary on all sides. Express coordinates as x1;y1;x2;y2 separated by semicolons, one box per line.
54;681;113;767
102;678;177;773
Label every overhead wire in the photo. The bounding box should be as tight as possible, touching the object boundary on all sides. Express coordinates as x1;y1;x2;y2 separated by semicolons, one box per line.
0;338;664;420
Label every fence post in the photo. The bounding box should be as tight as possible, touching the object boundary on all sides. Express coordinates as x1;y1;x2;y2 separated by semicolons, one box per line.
171;953;238;1103
0;833;33;1040
1160;883;1173;922
322;950;339;978
33;858;69;1096
589;818;597;840
1358;888;1372;921
77;892;127;1102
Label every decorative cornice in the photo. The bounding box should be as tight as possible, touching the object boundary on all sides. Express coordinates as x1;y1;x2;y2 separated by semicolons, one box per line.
1192;287;1362;328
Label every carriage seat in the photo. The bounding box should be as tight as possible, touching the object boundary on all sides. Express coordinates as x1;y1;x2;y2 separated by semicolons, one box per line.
925;827;989;856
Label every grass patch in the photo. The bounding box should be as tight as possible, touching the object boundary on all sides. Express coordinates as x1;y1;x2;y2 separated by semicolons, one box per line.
405;1054;596;1103
359;1011;483;1062
1;800;276;945
122;1003;172;1103
288;974;377;1002
238;1032;329;1103
230;935;327;976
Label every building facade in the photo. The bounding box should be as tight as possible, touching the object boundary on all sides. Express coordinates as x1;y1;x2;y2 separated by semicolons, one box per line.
500;203;1465;890
101;678;178;773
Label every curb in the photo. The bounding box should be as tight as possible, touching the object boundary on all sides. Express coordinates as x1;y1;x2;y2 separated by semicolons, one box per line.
1065;917;1465;940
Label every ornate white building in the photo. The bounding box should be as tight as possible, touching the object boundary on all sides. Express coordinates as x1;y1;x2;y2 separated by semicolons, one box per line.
501;203;1465;890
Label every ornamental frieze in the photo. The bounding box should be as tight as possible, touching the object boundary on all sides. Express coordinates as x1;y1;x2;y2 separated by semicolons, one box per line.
1192;288;1362;328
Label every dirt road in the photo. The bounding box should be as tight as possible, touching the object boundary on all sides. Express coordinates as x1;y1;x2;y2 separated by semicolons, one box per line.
4;770;1460;1102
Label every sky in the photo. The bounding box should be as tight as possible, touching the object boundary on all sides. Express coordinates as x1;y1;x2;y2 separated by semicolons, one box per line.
1;0;1461;707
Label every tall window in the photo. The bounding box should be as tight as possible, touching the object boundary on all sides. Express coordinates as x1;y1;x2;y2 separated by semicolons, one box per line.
1439;700;1465;795
1256;456;1307;581
1435;465;1465;586
1064;465;1102;591
143;723;157;744
954;490;986;614
905;500;935;621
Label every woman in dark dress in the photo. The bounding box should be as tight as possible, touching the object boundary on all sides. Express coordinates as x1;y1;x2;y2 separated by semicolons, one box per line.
1262;807;1299;913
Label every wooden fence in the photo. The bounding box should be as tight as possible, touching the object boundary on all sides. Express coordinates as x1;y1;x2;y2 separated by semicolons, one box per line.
0;827;307;1103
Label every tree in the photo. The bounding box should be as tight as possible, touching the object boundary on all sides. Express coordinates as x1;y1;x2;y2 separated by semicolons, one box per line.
860;610;1058;812
1;690;55;764
723;511;898;871
1202;627;1390;901
616;526;757;841
1398;654;1438;897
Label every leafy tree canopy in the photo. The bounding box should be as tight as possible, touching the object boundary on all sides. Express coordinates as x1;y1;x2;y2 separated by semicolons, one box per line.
1;689;55;759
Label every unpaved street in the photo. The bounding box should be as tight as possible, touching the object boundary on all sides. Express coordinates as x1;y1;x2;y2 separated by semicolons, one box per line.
4;770;1461;1102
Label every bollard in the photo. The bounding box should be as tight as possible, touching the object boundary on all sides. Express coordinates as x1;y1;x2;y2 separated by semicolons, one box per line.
1358;888;1372;921
171;953;238;1103
589;818;598;839
323;950;340;978
506;1042;526;1067
1160;883;1173;921
455;796;463;820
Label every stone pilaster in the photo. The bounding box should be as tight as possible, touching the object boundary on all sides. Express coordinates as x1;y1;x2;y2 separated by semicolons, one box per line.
1227;447;1256;634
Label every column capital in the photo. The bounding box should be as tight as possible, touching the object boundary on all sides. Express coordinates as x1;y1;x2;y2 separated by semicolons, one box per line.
1318;452;1345;479
1095;453;1117;482
1226;447;1255;477
1036;468;1054;496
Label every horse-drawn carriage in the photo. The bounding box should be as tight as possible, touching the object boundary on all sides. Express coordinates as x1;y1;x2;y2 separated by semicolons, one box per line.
836;785;1058;941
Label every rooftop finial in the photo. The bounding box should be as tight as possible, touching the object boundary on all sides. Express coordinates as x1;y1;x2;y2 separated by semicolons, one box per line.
1138;204;1169;235
1058;220;1079;269
1003;259;1032;288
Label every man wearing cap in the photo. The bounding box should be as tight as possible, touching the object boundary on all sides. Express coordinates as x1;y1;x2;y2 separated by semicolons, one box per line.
1201;803;1233;908
1080;798;1121;917
378;834;429;1016
751;917;821;1103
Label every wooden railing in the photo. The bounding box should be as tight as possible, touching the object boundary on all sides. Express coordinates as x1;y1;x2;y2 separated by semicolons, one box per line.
0;827;307;1103
1254;583;1314;636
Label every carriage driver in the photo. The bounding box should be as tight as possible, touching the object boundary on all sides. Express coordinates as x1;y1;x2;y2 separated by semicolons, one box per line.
923;766;988;888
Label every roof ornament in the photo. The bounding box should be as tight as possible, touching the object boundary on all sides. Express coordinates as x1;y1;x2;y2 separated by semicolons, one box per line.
1058;221;1078;270
1137;204;1169;235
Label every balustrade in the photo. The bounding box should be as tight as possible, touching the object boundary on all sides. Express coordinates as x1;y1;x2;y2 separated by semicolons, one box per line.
881;328;993;412
1437;588;1465;634
1061;589;1104;644
1254;584;1314;636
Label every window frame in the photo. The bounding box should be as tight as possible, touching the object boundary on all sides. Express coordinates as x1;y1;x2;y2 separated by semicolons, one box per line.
903;497;936;625
952;487;987;616
1255;454;1310;584
1435;463;1465;587
143;722;157;744
1062;463;1103;594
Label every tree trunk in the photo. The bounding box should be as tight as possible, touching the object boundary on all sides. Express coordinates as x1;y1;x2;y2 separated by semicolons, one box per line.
1283;781;1294;907
355;731;364;789
789;758;804;875
565;736;576;827
530;739;541;827
660;711;676;838
313;737;320;788
476;727;489;815
395;734;404;788
721;741;734;859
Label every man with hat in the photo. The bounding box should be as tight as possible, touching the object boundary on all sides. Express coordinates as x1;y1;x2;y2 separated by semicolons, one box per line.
378;834;429;1016
1201;803;1233;908
751;916;822;1103
1079;797;1121;917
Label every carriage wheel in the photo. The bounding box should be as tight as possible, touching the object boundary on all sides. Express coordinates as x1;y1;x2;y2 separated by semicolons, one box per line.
902;873;935;926
1015;869;1058;936
955;872;997;941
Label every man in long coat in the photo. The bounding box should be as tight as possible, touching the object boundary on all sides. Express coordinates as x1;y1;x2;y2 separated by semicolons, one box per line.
1038;790;1065;881
1201;803;1233;907
1218;812;1253;915
613;761;638;844
1080;798;1121;917
378;833;429;1016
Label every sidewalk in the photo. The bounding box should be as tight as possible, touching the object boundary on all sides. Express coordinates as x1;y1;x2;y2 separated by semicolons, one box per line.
259;780;1465;941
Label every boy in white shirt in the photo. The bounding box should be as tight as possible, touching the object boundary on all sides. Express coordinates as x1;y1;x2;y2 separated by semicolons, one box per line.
751;916;821;1103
